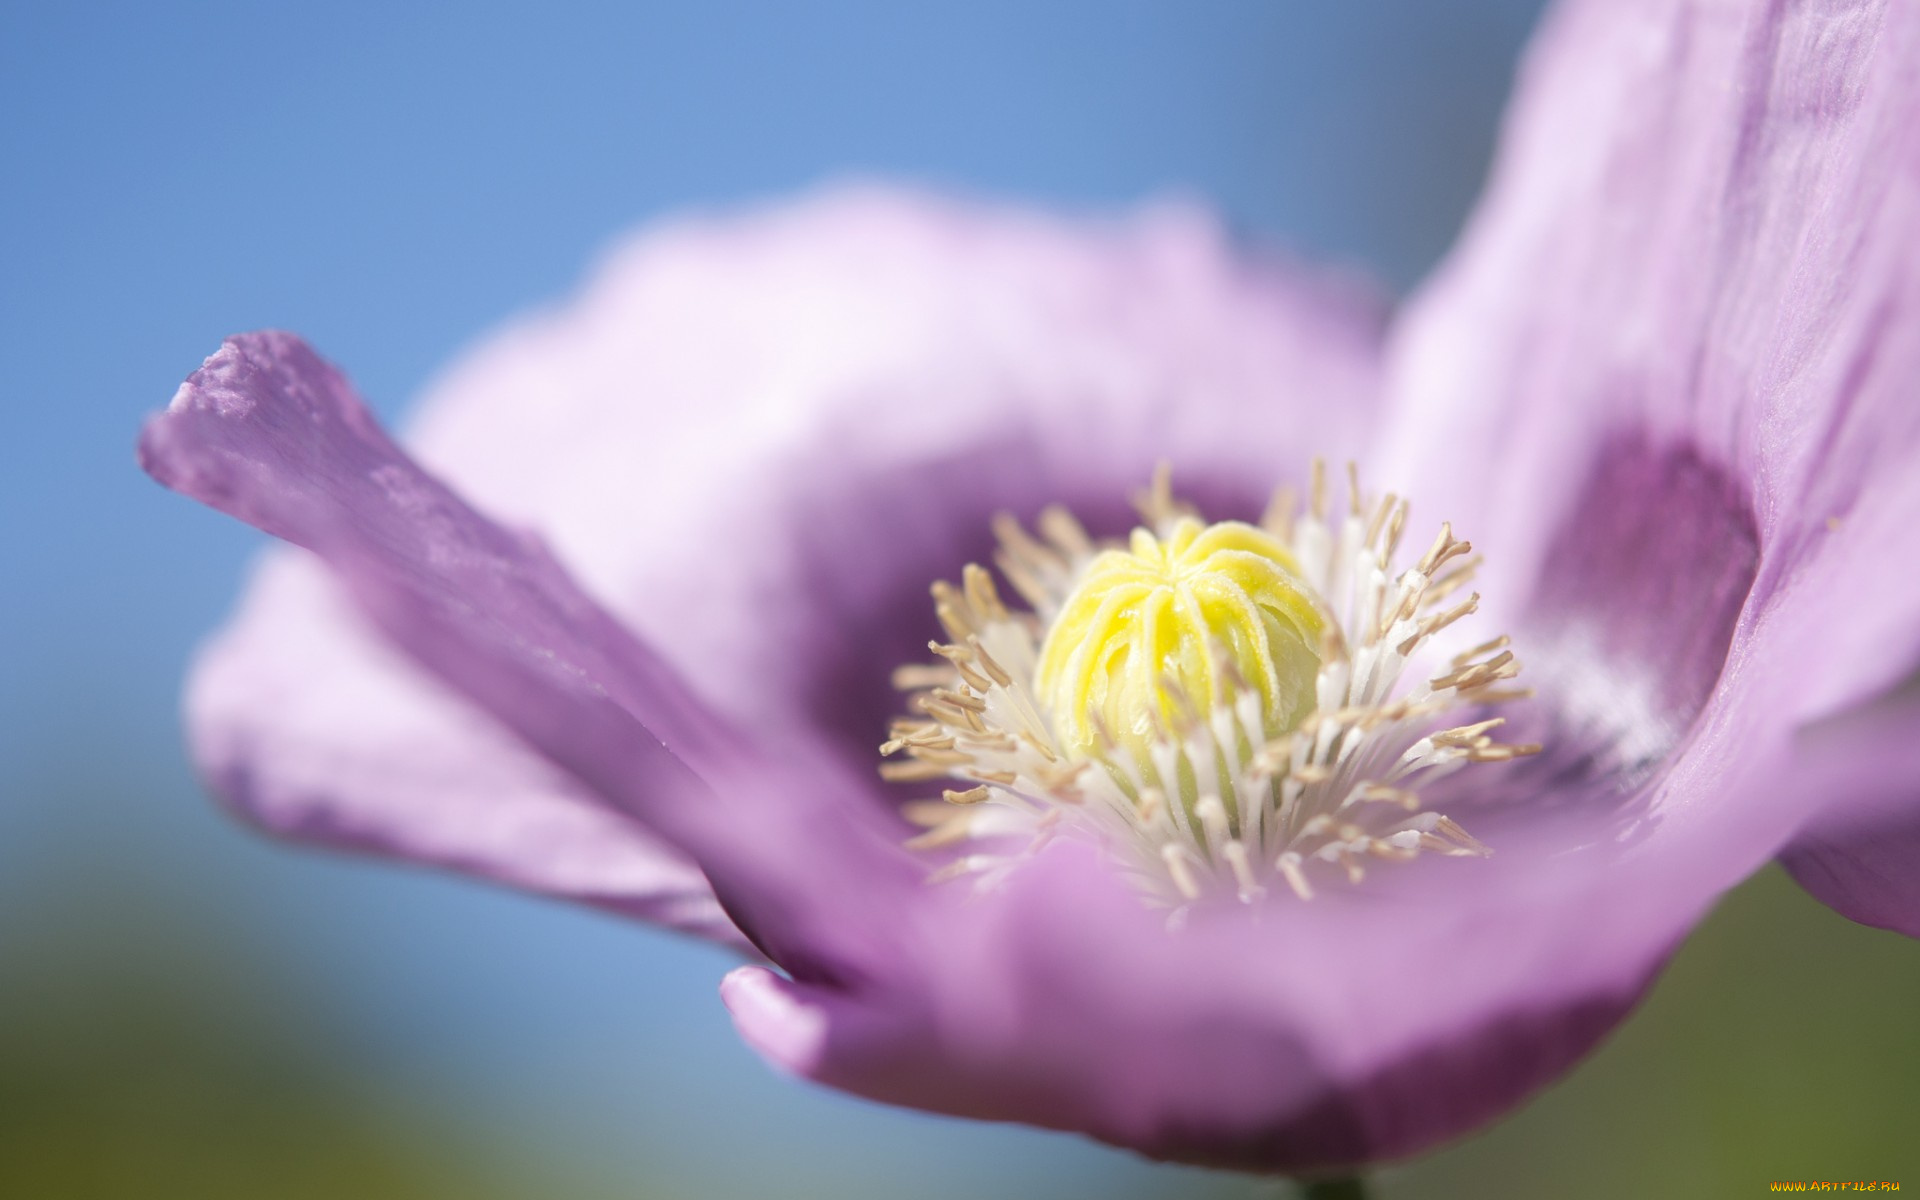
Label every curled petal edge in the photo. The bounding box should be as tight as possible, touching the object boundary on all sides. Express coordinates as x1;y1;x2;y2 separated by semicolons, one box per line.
140;331;917;972
1778;688;1920;939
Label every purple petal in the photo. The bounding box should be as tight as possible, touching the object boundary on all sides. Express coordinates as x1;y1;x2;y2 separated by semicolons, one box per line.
722;781;1789;1172
1779;687;1920;937
1378;0;1920;738
142;332;914;966
141;332;732;772
188;547;739;942
399;186;1386;776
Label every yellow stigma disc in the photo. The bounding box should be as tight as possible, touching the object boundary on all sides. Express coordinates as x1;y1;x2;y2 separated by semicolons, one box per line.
1035;517;1324;771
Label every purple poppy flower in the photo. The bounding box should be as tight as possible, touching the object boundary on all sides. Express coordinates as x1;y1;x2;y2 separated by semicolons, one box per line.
138;0;1920;1178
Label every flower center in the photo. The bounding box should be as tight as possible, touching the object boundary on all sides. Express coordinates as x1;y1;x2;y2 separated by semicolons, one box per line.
1035;516;1323;779
880;464;1538;908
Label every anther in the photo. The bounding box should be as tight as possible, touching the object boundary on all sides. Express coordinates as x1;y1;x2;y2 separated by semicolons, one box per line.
1398;593;1481;656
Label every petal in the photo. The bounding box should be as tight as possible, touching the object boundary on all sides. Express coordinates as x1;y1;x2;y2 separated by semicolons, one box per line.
722;785;1792;1173
400;185;1386;775
1476;435;1763;808
1778;686;1920;937
141;332;913;968
141;333;732;771
1379;0;1920;730
189;546;739;942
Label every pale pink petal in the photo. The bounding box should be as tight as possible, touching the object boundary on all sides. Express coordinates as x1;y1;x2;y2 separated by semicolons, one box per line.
1779;688;1920;937
403;186;1385;770
1380;0;1920;734
190;549;739;942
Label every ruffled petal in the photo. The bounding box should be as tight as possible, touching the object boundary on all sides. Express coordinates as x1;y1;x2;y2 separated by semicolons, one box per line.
722;766;1800;1173
143;332;919;971
142;333;739;766
400;186;1385;773
140;331;716;778
1379;0;1920;734
188;547;739;942
1779;688;1920;937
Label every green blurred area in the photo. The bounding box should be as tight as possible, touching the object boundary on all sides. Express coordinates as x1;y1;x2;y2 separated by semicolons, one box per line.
0;890;603;1200
2;862;1912;1199
1383;865;1920;1198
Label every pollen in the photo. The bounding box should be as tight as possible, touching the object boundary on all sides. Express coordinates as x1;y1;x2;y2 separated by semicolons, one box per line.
881;463;1539;909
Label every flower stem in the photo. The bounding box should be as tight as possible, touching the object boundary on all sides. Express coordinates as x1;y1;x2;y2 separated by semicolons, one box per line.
1300;1175;1367;1200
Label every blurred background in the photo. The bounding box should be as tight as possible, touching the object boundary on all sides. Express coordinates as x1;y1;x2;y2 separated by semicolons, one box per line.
3;2;1916;1197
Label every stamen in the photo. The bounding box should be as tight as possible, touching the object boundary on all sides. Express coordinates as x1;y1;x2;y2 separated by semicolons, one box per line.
1261;484;1298;542
879;760;954;783
881;462;1535;910
890;663;953;690
1161;844;1202;902
1037;505;1093;560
